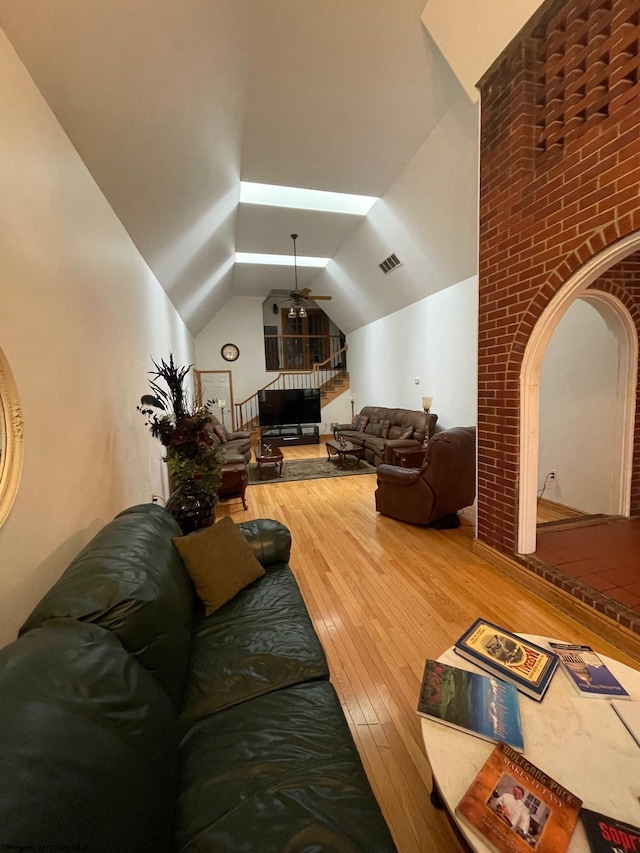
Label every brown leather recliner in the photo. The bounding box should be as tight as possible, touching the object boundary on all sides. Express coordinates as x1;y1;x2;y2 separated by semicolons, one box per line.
374;426;476;526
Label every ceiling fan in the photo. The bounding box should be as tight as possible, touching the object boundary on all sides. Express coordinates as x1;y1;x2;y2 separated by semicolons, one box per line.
279;234;332;317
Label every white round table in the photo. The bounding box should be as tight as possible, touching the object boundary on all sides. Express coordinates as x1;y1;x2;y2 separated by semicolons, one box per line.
420;635;640;852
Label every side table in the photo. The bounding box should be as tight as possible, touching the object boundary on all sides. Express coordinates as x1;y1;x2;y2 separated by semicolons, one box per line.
218;463;248;510
391;446;428;468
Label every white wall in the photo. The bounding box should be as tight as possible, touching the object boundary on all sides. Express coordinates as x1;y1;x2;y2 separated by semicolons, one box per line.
195;25;481;436
421;0;546;101
0;29;193;648
346;276;478;430
196;296;353;432
313;88;479;336
195;297;273;411
539;299;620;514
196;277;478;434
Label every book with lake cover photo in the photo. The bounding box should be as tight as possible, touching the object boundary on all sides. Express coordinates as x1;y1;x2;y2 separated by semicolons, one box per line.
417;659;524;752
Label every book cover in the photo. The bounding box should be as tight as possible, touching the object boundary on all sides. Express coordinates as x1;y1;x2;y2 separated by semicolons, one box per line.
580;807;640;853
548;643;630;699
610;700;640;748
455;742;582;853
417;659;525;752
454;619;558;701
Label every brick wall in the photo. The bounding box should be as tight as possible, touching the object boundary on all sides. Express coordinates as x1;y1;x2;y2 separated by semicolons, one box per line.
477;0;640;556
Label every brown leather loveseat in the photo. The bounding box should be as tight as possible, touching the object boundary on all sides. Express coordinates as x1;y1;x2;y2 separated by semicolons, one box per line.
374;426;476;526
209;415;252;463
334;406;438;468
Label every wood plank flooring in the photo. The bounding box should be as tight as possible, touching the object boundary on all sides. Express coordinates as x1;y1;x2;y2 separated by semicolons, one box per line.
217;441;640;853
536;497;588;524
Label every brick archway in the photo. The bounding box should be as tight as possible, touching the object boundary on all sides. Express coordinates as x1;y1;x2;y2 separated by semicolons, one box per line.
518;235;640;553
477;0;640;562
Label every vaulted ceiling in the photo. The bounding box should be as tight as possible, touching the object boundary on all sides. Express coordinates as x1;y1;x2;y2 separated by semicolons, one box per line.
1;0;467;336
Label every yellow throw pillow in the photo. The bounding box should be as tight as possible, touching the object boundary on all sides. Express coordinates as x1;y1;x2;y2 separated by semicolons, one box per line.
173;516;266;615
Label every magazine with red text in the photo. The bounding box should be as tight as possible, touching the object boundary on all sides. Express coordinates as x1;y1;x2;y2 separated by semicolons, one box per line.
580;807;640;853
454;619;558;701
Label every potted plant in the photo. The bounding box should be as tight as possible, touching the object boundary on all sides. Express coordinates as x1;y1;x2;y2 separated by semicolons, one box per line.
138;355;226;533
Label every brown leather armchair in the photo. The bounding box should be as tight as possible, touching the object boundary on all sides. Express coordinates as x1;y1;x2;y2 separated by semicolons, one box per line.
374;426;476;526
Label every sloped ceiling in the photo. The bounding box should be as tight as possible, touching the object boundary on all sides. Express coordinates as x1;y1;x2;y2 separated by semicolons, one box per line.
0;0;501;336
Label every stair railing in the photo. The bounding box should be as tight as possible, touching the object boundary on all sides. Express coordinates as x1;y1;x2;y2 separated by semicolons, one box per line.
235;345;349;431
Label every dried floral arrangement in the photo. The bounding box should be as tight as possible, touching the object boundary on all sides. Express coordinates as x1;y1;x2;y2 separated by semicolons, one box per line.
138;355;225;497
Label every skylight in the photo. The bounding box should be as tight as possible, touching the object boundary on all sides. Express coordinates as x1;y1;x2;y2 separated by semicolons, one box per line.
235;252;329;267
240;181;377;215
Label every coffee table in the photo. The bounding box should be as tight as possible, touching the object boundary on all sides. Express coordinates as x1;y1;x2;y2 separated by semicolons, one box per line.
420;635;640;852
326;439;365;469
255;442;284;478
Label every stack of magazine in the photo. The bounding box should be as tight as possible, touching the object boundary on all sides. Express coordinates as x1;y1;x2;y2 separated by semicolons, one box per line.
417;618;639;853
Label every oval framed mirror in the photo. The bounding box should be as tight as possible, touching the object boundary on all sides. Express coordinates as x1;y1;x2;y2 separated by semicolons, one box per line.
0;347;23;528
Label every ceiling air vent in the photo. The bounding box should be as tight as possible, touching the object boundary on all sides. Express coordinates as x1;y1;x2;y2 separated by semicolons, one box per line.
379;253;402;274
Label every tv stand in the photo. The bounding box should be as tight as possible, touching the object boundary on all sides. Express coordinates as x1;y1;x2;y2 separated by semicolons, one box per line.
260;424;319;447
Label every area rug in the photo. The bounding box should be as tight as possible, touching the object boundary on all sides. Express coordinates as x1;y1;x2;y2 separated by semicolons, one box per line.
247;457;376;485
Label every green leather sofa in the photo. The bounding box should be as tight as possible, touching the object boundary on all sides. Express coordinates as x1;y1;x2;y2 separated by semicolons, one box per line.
0;503;396;852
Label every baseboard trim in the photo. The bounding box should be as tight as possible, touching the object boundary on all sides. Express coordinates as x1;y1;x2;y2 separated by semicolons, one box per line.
471;539;640;663
537;497;588;517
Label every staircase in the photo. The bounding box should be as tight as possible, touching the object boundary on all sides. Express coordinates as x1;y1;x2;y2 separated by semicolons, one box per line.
235;347;349;433
319;369;350;406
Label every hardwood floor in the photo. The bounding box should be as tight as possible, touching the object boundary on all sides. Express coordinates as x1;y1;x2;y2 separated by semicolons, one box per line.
217;441;640;853
536;497;588;524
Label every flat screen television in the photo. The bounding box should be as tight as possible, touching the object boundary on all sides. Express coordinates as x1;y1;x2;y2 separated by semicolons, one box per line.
258;388;321;427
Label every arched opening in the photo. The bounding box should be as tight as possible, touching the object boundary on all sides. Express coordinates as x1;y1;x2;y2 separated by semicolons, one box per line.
537;293;634;519
519;233;640;555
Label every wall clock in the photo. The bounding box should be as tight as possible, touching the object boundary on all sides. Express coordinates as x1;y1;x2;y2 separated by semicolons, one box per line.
221;343;240;362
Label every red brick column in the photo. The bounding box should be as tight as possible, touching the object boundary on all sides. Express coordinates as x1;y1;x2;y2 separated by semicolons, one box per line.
477;0;640;557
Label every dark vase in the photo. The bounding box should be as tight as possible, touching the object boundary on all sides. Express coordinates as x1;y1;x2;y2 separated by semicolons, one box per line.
166;478;215;535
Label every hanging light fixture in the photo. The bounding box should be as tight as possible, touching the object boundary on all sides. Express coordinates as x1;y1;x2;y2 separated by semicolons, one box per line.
288;233;307;319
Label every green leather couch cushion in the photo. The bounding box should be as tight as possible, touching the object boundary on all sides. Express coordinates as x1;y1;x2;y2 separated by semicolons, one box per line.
0;618;178;853
236;517;292;565
19;503;196;710
175;680;397;852
180;563;329;722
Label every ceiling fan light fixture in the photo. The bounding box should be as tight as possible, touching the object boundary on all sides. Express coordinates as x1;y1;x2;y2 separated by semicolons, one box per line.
278;234;332;318
290;234;305;320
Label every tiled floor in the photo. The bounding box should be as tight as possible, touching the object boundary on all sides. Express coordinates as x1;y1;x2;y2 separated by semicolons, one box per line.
525;515;640;633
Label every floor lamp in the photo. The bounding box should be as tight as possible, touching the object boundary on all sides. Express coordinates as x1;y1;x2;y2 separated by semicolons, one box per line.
421;397;433;446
